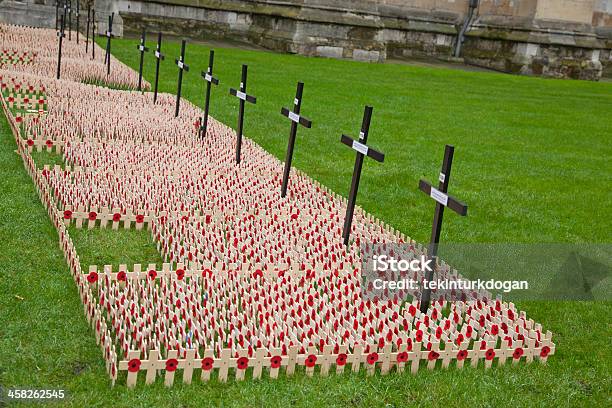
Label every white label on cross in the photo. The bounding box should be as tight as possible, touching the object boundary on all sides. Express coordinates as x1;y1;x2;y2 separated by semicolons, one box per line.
177;61;184;69
240;82;244;89
439;172;446;183
155;50;161;58
352;140;369;156
139;45;145;52
430;187;449;206
294;98;299;106
236;91;246;100
106;31;111;37
359;131;365;140
288;111;300;123
205;73;212;82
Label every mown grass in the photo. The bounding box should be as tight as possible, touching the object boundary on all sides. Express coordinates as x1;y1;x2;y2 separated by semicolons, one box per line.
0;38;610;406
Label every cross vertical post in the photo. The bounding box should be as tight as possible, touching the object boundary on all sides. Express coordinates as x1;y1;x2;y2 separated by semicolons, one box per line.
136;29;149;92
68;0;72;41
75;0;79;44
174;39;189;117
153;32;164;104
280;81;312;198
85;5;91;53
199;50;219;138
229;65;257;164
104;13;114;76
55;0;60;30
340;106;385;246
91;8;95;59
418;144;468;312
56;14;65;80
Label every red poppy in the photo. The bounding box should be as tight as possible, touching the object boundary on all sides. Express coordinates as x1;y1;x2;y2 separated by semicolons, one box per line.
136;214;145;223
304;354;317;368
513;348;524;360
127;358;141;372
26;139;34;146
396;351;408;363
270;355;282;369
427;350;440;361
45;140;53;147
63;210;72;219
201;357;214;371
366;352;379;365
148;269;157;280
457;349;468;361
540;346;551;358
176;269;185;280
485;349;496;361
415;330;423;342
336;353;347;366
88;211;97;221
166;358;178;372
117;271;127;281
87;271;98;283
236;356;249;370
112;213;121;222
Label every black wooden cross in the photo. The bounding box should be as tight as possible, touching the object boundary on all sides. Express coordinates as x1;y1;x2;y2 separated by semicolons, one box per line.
104;13;114;76
198;50;219;138
67;0;72;41
152;32;164;104
75;0;79;44
136;29;149;92
91;8;95;59
56;14;66;80
85;5;90;53
280;81;312;198
229;64;257;164
418;144;468;313
174;39;189;117
340;106;385;246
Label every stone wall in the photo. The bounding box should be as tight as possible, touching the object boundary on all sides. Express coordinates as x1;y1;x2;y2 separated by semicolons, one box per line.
2;0;611;79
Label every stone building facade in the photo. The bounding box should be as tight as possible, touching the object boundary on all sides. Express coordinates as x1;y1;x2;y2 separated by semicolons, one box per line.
1;0;611;80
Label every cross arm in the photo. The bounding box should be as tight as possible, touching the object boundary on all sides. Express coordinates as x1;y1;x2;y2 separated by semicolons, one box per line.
137;45;149;52
418;179;468;216
230;88;256;104
340;134;384;162
281;107;311;128
175;58;189;71
201;71;219;85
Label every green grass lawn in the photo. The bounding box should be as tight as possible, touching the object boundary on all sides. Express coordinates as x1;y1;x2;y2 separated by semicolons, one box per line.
0;38;610;406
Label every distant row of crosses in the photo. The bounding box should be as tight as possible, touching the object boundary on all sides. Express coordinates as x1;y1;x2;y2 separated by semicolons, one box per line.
55;1;98;79
54;25;469;312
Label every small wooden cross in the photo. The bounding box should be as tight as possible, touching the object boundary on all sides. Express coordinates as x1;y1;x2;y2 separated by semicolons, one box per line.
280;81;312;198
56;14;66;80
418;144;468;312
199;50;219;138
136;29;149;92
75;0;79;44
153;32;165;104
229;64;257;164
340;106;385;246
174;39;189;117
67;0;72;41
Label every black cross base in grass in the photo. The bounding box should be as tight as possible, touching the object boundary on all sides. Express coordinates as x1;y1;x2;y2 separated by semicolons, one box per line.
229;65;257;164
418;144;468;313
174;39;190;117
56;14;66;80
199;50;219;139
136;29;149;92
153;32;165;104
280;81;312;198
340;106;385;247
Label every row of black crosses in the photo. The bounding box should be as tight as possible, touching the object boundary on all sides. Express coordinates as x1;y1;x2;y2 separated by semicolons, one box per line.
55;26;470;312
55;1;99;80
